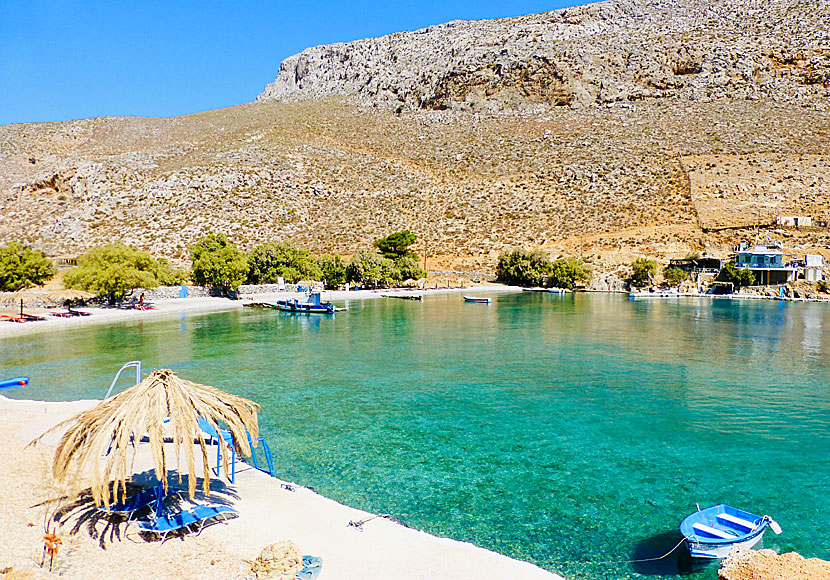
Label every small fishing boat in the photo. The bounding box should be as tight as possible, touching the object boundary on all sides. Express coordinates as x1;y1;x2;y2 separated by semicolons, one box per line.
0;376;29;390
275;292;338;314
463;296;491;304
680;504;782;559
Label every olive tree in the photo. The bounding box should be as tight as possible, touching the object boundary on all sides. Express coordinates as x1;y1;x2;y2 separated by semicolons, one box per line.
65;243;186;304
191;233;248;290
0;242;56;291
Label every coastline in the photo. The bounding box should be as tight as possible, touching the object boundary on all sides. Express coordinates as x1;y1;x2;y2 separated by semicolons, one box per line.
0;284;562;579
0;394;563;580
0;285;522;340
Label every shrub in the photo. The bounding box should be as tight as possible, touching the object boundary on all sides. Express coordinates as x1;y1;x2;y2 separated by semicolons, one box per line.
318;255;348;288
191;234;248;290
496;248;550;286
392;255;426;283
818;280;828;294
549;257;592;290
65;243;172;304
346;249;395;287
716;262;756;288
630;258;657;286
248;242;321;284
0;242;56;291
662;267;687;287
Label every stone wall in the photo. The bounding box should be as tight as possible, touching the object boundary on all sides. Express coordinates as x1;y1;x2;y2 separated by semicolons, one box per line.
124;283;323;302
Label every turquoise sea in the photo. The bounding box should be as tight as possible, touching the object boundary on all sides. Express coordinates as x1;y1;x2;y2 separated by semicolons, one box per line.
2;292;829;579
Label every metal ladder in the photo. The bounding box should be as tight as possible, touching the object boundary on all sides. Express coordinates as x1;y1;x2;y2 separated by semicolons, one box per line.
103;361;142;398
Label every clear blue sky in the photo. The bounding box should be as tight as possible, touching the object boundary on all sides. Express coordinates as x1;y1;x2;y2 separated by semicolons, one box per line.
0;1;580;126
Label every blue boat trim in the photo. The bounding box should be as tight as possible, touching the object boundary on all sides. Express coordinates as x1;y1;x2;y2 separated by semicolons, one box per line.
679;504;780;559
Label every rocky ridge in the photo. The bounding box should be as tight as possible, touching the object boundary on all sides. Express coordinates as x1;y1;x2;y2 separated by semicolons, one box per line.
258;0;830;111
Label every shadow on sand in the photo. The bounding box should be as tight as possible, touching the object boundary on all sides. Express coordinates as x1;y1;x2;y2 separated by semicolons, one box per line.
39;470;239;548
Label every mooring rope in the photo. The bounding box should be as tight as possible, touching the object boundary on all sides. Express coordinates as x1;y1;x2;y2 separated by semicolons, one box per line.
347;514;395;531
345;511;688;564
553;537;689;566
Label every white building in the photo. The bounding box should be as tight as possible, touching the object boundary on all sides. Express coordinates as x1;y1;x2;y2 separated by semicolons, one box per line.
805;254;824;282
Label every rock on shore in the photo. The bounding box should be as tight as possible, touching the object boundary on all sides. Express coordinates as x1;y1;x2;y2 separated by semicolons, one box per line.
719;548;830;580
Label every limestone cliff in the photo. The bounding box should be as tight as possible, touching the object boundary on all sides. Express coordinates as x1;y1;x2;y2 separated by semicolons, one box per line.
258;0;830;111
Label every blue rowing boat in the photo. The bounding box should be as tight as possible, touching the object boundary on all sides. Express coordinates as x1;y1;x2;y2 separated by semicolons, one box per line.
0;376;29;390
680;504;782;558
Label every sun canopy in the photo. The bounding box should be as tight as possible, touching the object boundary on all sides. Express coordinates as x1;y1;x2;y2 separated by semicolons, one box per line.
32;369;260;507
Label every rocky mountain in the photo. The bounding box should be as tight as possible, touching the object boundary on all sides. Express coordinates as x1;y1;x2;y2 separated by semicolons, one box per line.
259;0;830;111
1;0;829;286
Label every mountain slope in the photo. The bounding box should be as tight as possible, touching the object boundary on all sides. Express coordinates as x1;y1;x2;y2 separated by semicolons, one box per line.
1;0;829;282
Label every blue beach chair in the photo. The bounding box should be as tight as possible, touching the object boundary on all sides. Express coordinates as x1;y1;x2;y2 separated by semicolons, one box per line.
136;503;237;543
100;483;168;518
197;417;274;482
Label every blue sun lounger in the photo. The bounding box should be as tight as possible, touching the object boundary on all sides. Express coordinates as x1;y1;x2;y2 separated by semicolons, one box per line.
101;483;167;516
197;417;274;482
137;503;237;542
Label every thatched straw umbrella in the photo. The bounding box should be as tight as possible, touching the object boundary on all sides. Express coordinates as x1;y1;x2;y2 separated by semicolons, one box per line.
32;369;260;508
0;289;49;316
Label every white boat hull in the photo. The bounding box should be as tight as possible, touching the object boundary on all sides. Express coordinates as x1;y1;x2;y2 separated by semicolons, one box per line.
686;529;765;559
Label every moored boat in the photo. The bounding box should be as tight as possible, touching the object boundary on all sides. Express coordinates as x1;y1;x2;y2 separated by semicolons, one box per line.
680;504;782;559
275;292;338;314
463;296;491;304
0;376;29;390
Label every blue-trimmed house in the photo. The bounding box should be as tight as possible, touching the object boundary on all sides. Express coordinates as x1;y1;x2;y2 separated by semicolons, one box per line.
733;245;797;285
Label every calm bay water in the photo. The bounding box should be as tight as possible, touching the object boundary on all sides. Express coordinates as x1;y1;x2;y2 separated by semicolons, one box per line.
2;292;829;579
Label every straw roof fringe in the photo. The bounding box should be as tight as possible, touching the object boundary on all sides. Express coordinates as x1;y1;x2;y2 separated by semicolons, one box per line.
30;369;260;507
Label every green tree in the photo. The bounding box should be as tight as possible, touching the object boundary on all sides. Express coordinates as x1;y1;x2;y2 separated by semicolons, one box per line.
64;243;166;304
495;248;551;286
716;262;756;288
247;242;321;284
346;249;395;287
373;230;419;260
191;233;248;290
630;258;657;286
392;255;427;283
0;242;56;291
662;266;687;287
318;255;348;288
155;258;189;286
549;257;592;290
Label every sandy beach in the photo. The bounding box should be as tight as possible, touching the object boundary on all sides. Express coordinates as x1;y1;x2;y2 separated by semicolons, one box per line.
0;285;561;580
0;286;518;340
0;395;562;580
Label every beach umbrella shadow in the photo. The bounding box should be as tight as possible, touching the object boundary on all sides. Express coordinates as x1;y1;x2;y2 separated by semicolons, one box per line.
42;470;241;548
29;369;260;544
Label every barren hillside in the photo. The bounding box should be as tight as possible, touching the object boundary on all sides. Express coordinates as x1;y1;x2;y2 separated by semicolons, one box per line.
1;0;829;282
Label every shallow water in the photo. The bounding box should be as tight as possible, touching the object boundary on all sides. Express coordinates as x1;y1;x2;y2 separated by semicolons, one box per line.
3;293;829;579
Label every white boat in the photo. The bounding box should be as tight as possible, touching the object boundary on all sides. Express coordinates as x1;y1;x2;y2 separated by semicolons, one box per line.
680;504;782;559
463;296;491;304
